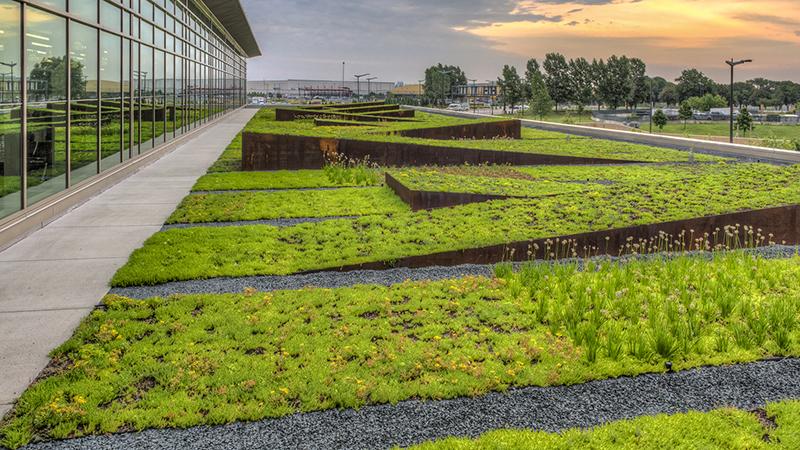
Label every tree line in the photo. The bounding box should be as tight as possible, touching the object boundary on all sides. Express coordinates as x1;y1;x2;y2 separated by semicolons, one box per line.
423;55;800;113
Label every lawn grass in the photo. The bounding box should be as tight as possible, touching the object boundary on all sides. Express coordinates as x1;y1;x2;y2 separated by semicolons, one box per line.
111;164;800;286
652;121;800;140
206;134;243;173
166;187;409;224
409;400;800;449
3;253;799;448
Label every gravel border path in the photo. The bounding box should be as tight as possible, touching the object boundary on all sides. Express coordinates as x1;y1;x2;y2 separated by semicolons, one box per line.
110;245;799;299
161;216;358;231
17;358;800;450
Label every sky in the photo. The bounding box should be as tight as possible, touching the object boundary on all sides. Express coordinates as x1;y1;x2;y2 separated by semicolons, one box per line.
240;0;800;84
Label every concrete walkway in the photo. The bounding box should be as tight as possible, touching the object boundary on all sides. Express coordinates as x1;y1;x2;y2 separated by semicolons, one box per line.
0;108;257;417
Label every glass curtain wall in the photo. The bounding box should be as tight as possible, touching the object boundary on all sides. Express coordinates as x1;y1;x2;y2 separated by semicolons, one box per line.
0;0;247;221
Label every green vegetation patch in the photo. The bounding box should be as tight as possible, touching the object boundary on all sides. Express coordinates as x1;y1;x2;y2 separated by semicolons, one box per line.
4;253;800;447
206;134;243;173
192;169;382;191
112;164;800;285
166;187;409;224
244;109;725;163
409;401;800;449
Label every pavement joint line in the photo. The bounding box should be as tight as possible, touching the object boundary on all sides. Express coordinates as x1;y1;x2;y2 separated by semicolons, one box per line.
0;257;130;263
46;225;165;229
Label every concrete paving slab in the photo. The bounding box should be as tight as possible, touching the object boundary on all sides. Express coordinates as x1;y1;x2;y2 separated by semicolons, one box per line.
0;259;125;312
0;109;258;414
0;309;90;405
0;226;162;262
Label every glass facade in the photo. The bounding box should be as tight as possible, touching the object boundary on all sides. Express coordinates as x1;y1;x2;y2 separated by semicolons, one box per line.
0;0;247;219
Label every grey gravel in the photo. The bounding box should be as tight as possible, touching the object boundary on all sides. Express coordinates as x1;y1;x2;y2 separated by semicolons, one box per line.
17;358;800;450
161;216;358;231
110;245;799;299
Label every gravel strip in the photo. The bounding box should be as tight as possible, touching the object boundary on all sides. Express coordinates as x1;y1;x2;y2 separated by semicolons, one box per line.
18;358;800;450
161;216;358;231
191;186;377;195
110;245;799;299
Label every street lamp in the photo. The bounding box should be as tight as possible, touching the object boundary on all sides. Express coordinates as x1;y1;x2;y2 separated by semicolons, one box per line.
467;79;477;113
353;73;369;101
726;58;752;143
485;80;496;115
0;62;18;104
366;76;377;99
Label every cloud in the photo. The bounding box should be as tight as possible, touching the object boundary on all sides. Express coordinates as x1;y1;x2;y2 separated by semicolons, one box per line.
731;13;799;27
566;21;580;26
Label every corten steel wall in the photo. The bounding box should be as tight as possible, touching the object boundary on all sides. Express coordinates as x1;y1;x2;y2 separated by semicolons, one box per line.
385;173;510;211
242;133;644;171
307;204;800;273
394;120;522;140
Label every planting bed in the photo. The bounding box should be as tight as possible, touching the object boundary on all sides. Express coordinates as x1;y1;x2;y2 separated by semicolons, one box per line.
5;107;800;450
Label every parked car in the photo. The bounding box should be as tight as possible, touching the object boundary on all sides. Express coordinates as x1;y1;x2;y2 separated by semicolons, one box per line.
447;103;469;111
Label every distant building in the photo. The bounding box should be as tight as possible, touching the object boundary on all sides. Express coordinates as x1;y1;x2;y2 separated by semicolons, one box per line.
452;83;501;103
247;79;397;98
390;84;424;98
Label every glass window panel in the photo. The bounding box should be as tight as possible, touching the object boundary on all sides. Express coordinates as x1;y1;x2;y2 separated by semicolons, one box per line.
132;41;140;154
122;38;131;160
71;0;98;23
174;56;182;136
154;28;164;48
122;11;130;36
165;52;174;139
154;7;165;28
153;49;164;144
25;7;67;205
37;0;66;11
101;1;122;33
139;44;152;151
100;32;121;171
141;21;153;44
0;0;21;218
69;21;98;185
165;33;173;52
141;0;153;21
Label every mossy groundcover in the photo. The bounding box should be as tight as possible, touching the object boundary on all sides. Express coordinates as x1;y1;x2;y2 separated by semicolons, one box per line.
3;253;800;447
243;109;725;163
409;399;800;449
166;187;409;224
112;163;800;286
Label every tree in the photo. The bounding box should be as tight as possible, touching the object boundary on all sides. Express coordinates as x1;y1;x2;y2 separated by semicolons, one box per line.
627;58;649;109
660;83;680;106
529;71;554;119
675;69;716;102
653;109;668;131
735;108;754;136
568;57;594;113
523;58;542;103
678;101;693;129
423;63;466;106
686;93;727;112
542;53;571;110
28;56;86;101
649;77;669;103
596;55;631;110
497;65;523;113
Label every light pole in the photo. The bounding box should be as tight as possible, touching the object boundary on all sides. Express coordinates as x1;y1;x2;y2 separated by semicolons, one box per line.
434;69;453;107
649;78;653;133
353;73;369;102
485;80;495;115
341;62;345;101
1;62;17;104
417;79;425;106
467;79;477;113
366;76;377;99
726;58;752;143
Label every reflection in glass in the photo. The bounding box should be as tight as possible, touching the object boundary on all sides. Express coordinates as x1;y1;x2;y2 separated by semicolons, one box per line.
101;1;122;33
69;22;99;185
175;56;183;136
0;0;21;218
153;49;164;144
71;0;98;23
25;7;67;206
122;39;131;161
100;32;122;171
165;53;174;140
132;41;140;155
139;45;153;152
